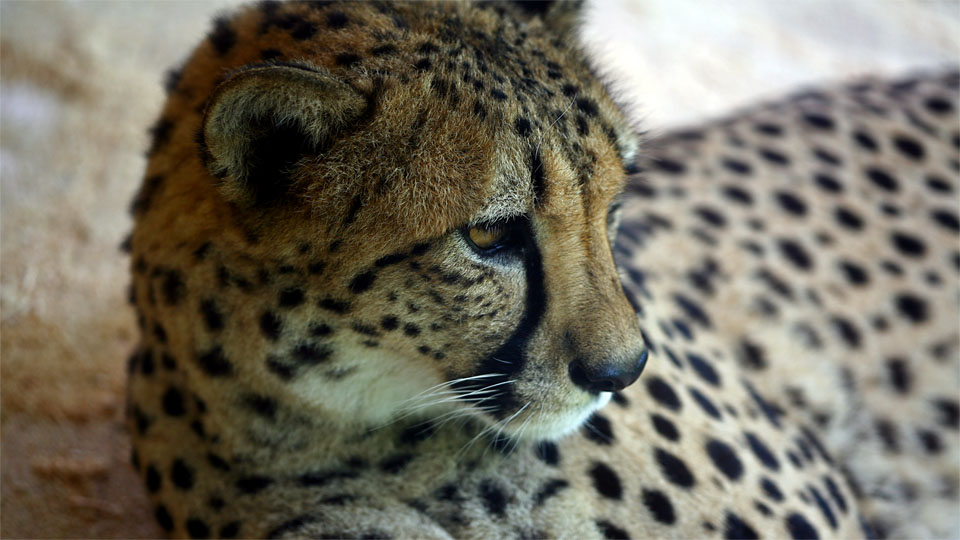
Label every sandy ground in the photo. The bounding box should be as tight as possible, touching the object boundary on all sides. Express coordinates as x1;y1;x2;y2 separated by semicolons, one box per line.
1;1;956;537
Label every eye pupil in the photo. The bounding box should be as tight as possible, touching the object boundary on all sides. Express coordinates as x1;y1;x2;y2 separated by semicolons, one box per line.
468;224;506;250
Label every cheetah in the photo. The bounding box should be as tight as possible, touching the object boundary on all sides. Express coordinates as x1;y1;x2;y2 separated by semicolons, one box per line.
125;1;960;538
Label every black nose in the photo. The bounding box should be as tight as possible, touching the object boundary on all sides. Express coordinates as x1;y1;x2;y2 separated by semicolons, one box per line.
568;349;648;393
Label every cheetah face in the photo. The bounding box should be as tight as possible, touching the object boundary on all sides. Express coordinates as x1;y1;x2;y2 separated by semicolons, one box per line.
188;4;646;441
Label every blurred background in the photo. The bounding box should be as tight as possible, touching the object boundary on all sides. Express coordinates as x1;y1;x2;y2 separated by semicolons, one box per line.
1;1;956;537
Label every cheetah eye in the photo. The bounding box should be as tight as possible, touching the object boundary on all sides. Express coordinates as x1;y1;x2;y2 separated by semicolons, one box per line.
465;223;509;252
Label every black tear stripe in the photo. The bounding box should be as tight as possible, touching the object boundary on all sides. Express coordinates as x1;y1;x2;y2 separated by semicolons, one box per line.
453;218;547;418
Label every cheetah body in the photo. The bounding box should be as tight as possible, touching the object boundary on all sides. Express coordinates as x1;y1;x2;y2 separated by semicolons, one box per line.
126;1;959;538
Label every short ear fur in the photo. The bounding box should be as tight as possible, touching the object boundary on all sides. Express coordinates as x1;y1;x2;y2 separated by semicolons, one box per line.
201;64;367;206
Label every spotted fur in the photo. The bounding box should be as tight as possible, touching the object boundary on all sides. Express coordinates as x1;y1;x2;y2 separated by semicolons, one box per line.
126;1;959;538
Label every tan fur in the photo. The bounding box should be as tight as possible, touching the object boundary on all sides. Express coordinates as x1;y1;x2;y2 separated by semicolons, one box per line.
121;1;958;538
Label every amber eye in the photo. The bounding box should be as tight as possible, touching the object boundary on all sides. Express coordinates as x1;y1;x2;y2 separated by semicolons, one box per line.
466;223;508;251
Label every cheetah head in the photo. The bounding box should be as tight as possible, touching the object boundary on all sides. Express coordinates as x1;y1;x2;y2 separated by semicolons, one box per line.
162;2;646;442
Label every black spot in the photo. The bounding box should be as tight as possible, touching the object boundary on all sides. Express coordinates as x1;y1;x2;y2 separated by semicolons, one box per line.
374;316;398;332
650;413;680;441
200;299;224;332
403;323;421;336
534;478;569;506
687;353;720;386
292;343;333;365
866;167;899;192
207;453;230;471
934;398;959;429
490;89;507;100
290;19;316;40
196;346;233;377
380;453;414;474
823;476;848;514
754;122;783;136
209;17;237;56
724;512;759;539
745;381;783;429
917;429;942;453
831;316;861;348
596;520;631;540
236;475;273;494
162;387;186;417
689;387;721;419
171;459;195;490
722;157;752;175
399;421;436;445
738;339;767;370
140;349;155;375
646;376;681;410
186;518;210;539
279;287;305;307
655;448;695;487
852;129;879;151
706;439;743;481
259;311;282;341
722;185;753;205
813;173;843;193
778;238;813;270
479;480;508;516
327;11;348;28
803;113;834;130
924;95;953;114
583;413;615;445
220;522;241;539
775;191;807;216
155;504;174;532
786;513;820;540
243;393;278;420
761;477;784;501
161;270;185;305
876;419;900;452
894;292;928;323
838;260;869;286
892;135;924;160
654;157;686;174
746;432;780;471
758;148;789;165
308;323;332;337
834;206;864;230
642;489;675;524
318;297;351;314
891;231;926;257
611;391;630;407
813;148;842;166
515;116;532;137
589;462;623;499
535;441;559;466
334;52;361;67
810;486;838;530
576;97;599;117
146;465;162;493
885;358;910;393
371;44;397;56
932;210;960;233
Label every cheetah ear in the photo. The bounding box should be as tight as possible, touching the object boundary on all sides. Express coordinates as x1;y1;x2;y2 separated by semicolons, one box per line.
200;63;368;206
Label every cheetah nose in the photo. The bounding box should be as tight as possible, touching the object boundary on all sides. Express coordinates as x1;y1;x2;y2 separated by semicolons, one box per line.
568;349;648;393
